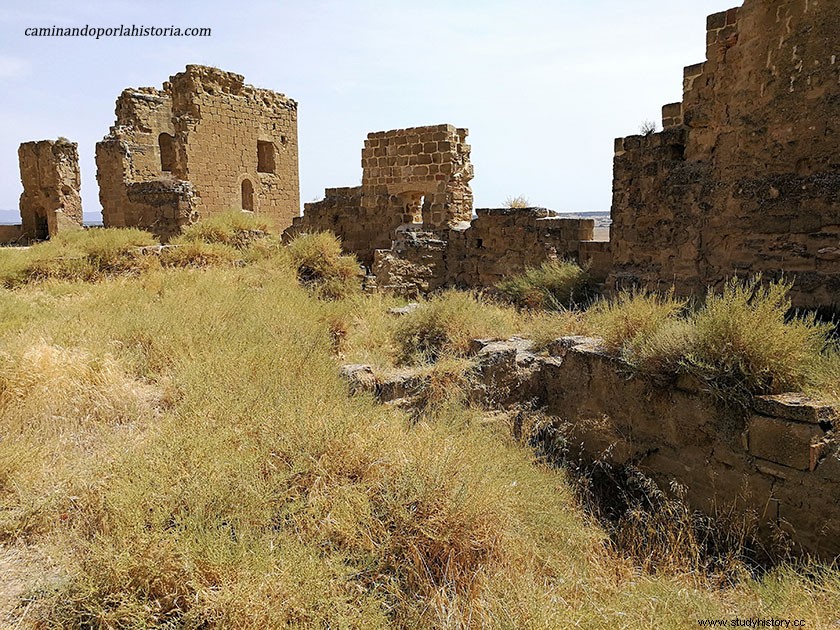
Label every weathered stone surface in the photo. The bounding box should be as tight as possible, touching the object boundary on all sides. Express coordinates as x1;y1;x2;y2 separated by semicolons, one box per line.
284;125;604;293
97;65;299;241
753;394;837;426
18;139;83;240
284;124;472;268
607;0;840;308
748;414;830;471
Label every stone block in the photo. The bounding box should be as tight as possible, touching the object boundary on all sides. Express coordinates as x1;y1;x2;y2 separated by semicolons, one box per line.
748;414;826;471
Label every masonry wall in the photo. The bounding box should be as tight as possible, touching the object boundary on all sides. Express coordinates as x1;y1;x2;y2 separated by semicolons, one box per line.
447;208;595;287
474;337;840;560
18;139;83;240
348;337;840;559
609;0;840;308
290;125;604;292
285;124;474;268
285;186;399;268
97;65;299;240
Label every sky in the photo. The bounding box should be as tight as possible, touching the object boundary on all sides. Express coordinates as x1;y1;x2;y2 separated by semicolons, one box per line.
0;0;736;220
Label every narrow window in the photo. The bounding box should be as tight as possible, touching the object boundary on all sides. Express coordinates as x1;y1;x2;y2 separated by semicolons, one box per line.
241;179;254;211
257;140;275;174
159;133;176;172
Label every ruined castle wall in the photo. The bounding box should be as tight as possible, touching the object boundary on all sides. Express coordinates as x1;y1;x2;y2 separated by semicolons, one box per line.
97;65;299;240
18;139;83;240
372;209;597;294
284;186;398;268
474;338;840;559
609;0;840;307
362;125;474;229
287;124;474;269
0;225;24;244
170;66;299;228
95;89;192;239
447;208;594;287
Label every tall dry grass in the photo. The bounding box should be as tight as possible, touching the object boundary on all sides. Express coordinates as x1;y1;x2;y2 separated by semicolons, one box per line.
0;240;836;627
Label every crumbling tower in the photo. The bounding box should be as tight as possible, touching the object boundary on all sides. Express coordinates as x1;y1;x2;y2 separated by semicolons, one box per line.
609;0;840;307
18;139;83;240
96;65;300;241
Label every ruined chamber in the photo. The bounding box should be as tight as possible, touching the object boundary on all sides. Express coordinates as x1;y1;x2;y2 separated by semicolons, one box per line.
96;65;300;240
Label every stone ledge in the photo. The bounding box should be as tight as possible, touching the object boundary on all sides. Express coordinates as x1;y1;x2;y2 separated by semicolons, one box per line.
753;394;837;426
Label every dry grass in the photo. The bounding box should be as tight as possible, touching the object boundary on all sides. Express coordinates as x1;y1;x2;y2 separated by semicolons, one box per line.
0;228;157;287
586;278;837;400
495;259;591;311
0;252;835;627
285;232;363;299
393;291;519;364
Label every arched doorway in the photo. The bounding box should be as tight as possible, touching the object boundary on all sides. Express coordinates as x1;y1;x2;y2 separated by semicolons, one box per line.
241;179;254;211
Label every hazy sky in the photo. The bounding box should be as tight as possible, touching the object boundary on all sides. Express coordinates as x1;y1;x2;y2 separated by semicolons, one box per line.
0;0;735;218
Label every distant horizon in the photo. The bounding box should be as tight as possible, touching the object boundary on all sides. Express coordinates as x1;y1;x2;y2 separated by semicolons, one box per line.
0;207;611;226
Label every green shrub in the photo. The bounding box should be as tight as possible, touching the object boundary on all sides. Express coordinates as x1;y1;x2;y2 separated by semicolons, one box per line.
495;260;590;310
177;211;271;249
285;232;362;299
394;291;518;364
686;276;831;396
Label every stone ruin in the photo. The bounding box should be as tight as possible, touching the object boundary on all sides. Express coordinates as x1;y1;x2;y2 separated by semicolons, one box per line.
4;65;300;244
609;0;839;308
286;0;838;309
96;65;300;240
284;125;606;295
2;0;837;311
15;139;83;242
0;0;838;562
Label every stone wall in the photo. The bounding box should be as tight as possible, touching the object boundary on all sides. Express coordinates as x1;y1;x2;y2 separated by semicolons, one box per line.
608;0;840;308
285;124;473;268
285;186;398;268
18;139;83;240
345;336;840;560
97;65;299;240
288;125;603;292
371;208;598;295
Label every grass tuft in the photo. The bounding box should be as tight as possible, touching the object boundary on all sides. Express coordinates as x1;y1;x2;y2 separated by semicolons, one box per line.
285;232;363;299
394;291;518;364
176;210;271;249
495;259;590;310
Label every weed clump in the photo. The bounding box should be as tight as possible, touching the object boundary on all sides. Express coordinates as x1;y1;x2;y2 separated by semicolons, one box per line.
495;260;590;310
588;277;834;399
0;228;156;287
688;276;831;396
176;210;271;249
285;232;362;299
394;291;517;364
159;241;240;268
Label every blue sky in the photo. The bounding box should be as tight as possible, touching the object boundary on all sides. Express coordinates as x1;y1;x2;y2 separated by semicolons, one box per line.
0;0;735;219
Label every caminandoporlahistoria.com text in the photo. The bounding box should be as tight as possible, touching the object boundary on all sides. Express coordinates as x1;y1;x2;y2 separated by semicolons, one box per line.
23;25;211;39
